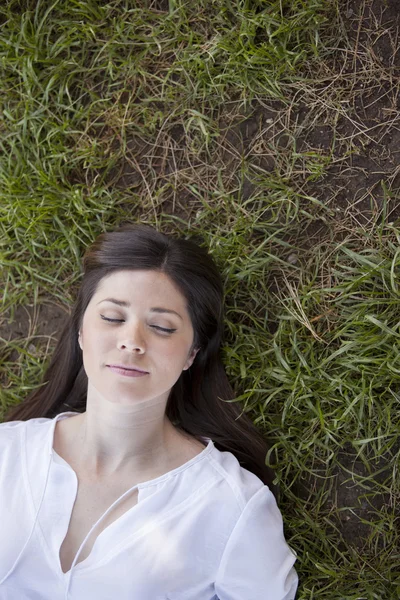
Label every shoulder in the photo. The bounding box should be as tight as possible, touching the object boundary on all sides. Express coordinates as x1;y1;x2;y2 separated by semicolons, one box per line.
206;447;282;541
0;417;52;459
0;419;37;480
194;445;278;546
0;418;28;451
206;443;267;510
0;416;51;438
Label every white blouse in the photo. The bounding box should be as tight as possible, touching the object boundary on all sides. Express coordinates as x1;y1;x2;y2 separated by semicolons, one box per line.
0;412;298;600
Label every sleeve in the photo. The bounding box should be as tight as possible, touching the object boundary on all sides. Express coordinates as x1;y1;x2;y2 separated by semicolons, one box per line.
214;486;298;600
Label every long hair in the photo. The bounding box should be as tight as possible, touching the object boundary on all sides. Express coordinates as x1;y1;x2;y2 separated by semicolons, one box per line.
4;224;276;492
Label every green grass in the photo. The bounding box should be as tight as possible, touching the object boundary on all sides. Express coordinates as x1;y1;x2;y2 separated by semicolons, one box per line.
1;1;399;598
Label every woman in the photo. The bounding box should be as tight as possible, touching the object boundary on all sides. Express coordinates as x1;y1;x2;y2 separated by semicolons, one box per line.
0;224;298;600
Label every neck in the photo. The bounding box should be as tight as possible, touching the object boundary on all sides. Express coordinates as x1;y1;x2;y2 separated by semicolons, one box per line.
62;384;179;479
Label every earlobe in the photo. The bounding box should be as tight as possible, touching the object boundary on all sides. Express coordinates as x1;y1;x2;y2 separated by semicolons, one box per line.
183;347;199;371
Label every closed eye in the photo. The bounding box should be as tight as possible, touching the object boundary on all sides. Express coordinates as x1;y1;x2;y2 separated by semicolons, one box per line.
151;325;177;334
100;315;176;333
100;315;123;323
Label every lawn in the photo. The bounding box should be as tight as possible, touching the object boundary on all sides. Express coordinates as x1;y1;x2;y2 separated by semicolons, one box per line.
1;0;399;597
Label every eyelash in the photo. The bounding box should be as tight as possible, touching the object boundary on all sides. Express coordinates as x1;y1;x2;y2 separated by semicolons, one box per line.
100;315;176;334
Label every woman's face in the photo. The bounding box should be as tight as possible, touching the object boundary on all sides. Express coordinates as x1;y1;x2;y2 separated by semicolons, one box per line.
78;269;198;406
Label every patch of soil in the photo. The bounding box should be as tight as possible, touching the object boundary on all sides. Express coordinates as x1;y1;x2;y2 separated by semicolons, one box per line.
213;0;400;233
331;447;394;549
294;444;397;551
0;301;69;366
311;0;400;222
346;0;400;67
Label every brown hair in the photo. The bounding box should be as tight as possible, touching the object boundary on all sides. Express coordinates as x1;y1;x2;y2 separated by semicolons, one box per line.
5;224;276;492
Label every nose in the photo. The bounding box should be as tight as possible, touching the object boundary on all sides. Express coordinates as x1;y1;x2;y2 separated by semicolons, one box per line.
118;321;146;354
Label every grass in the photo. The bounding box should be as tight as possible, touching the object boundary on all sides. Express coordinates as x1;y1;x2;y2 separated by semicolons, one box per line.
1;0;399;597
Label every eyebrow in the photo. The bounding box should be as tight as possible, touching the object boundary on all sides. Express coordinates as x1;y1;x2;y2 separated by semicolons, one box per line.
96;298;183;320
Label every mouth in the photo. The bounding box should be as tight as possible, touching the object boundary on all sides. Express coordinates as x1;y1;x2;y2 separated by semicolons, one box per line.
107;364;149;377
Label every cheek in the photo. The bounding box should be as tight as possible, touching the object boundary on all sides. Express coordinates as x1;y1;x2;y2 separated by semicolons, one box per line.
82;327;109;362
159;339;191;369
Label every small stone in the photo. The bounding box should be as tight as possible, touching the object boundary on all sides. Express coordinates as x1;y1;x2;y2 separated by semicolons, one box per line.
287;253;298;265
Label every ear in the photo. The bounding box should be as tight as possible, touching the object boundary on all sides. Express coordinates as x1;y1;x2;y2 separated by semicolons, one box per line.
183;347;199;371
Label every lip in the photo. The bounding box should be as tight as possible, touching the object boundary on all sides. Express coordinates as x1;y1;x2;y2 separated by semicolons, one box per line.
107;364;149;377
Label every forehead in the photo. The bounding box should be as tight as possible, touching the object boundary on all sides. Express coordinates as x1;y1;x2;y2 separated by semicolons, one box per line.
92;269;188;307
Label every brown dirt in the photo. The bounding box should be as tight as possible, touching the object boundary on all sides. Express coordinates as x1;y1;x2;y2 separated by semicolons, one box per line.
0;302;69;374
293;441;396;552
214;0;400;234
